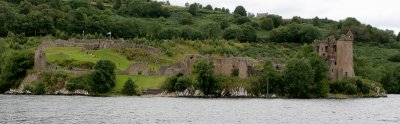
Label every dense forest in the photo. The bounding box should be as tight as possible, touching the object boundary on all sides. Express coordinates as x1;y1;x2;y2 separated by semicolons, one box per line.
1;0;400;97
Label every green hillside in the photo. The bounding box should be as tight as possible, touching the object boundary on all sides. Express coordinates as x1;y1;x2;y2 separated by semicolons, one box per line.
0;0;399;96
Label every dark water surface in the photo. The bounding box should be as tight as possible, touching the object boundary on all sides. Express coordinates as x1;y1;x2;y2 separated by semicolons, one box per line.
1;95;400;124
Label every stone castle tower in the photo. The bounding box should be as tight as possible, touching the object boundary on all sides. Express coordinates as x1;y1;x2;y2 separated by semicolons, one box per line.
314;31;355;80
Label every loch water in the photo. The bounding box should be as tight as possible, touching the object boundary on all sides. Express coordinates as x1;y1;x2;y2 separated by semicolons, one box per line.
1;94;399;124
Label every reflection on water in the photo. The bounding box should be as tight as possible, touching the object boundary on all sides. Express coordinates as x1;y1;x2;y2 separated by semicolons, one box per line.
1;95;399;123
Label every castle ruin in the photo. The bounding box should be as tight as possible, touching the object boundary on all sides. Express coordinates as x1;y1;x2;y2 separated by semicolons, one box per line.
314;31;355;80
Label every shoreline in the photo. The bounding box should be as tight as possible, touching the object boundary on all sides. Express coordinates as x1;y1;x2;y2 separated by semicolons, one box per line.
1;93;388;99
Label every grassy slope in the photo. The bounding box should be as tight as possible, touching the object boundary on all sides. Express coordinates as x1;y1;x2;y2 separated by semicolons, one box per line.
114;75;168;91
44;47;131;70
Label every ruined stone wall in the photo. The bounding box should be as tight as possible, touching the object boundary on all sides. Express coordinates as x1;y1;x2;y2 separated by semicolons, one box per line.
159;62;185;75
181;55;253;79
34;49;46;72
123;62;149;75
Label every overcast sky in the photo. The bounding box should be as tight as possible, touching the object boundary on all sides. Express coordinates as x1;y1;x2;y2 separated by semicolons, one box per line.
164;0;400;34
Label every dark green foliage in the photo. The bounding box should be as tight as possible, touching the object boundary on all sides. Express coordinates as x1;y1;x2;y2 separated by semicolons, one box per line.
91;60;116;93
233;6;247;16
270;23;321;43
113;0;121;10
312;16;321;26
180;26;205;40
260;17;274;31
388;53;400;62
234;16;250;25
356;80;371;94
194;61;219;95
65;74;93;91
122;0;170;18
188;3;198;16
259;61;283;95
308;54;330;97
220;19;230;29
122;78;138;96
157;28;181;40
179;12;193;25
291;16;302;23
223;26;242;40
0;50;34;93
266;14;283;28
283;58;314;98
381;66;400;93
330;78;372;95
34;82;46;95
96;0;105;10
204;4;213;10
201;22;222;40
397;32;400;41
162;73;191;92
238;24;257;42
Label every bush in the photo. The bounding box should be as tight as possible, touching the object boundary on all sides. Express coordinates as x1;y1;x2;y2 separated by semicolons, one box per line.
162;73;191;92
344;83;357;95
356;80;371;94
388;54;400;62
65;74;93;91
194;61;220;95
34;82;46;95
122;78;138;96
0;50;34;92
179;12;193;25
283;58;314;98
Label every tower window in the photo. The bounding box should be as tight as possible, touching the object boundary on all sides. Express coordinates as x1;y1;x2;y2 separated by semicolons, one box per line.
335;62;337;65
345;72;348;77
325;46;328;52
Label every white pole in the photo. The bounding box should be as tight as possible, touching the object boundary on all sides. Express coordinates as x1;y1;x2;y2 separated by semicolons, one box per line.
83;30;85;41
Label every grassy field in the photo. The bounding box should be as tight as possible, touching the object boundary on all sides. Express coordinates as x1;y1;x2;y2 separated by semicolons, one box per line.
44;47;132;70
114;75;168;92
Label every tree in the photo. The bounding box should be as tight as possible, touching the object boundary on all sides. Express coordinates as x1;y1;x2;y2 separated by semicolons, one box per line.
260;17;274;30
179;12;193;25
220;19;230;29
0;50;34;93
381;66;400;93
266;14;283;28
397;32;400;41
19;0;33;14
96;0;105;10
313;16;321;26
260;61;283;95
283;58;314;98
113;0;121;10
122;78;138;96
233;6;247;16
188;3;198;16
234;16;250;25
223;26;242;40
204;4;213;10
238;24;257;42
291;16;302;23
194;61;219;95
201;22;222;40
91;60;116;93
308;53;329;97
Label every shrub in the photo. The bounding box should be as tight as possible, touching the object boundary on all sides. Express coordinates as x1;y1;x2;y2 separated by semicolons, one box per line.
65;74;93;91
356;79;371;94
194;61;220;95
283;58;314;98
122;78;138;96
344;83;357;95
34;82;46;95
162;73;191;92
